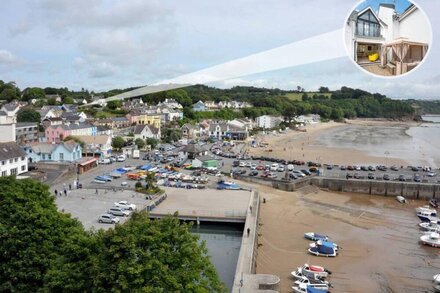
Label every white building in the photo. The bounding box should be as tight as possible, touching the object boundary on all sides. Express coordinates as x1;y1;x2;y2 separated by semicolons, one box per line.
133;124;161;140
0;142;28;177
0;106;17;143
255;115;283;129
345;3;430;75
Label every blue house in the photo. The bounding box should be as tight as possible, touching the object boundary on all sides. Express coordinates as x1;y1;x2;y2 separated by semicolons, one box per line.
192;100;206;112
24;140;82;163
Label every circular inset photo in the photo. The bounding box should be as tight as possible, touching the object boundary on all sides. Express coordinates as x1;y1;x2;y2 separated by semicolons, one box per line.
344;0;432;77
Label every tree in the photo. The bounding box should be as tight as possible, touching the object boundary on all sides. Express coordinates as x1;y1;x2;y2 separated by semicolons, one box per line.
134;138;146;149
146;138;159;149
17;108;41;122
0;177;88;292
106;100;122;110
22;87;45;101
63;96;75;104
112;136;125;150
0;88;19;102
282;105;296;123
318;86;330;93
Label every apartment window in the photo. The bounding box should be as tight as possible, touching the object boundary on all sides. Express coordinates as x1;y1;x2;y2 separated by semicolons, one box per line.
10;168;17;175
1;171;7;177
21;165;25;171
1;161;4;165
59;153;64;161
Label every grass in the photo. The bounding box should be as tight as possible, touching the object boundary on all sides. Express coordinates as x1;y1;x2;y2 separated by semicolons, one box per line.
284;92;332;101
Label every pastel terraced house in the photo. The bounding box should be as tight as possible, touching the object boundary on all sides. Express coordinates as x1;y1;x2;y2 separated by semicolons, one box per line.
24;140;82;163
45;123;97;143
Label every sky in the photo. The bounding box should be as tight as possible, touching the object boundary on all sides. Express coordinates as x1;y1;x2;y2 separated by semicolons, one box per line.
0;0;438;99
356;0;412;14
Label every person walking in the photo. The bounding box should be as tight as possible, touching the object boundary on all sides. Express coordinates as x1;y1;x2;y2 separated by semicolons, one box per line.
69;184;72;190
64;189;67;196
54;189;58;197
247;228;250;236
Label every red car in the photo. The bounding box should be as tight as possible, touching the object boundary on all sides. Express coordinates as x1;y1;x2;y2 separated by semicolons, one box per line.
256;165;265;170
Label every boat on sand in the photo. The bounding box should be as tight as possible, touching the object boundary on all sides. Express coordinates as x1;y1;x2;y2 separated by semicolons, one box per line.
308;240;338;257
420;232;440;247
304;232;329;241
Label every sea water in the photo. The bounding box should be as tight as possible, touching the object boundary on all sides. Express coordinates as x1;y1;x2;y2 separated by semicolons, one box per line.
191;223;243;291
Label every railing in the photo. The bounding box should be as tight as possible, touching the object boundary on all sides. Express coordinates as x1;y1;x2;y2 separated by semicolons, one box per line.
149;208;246;219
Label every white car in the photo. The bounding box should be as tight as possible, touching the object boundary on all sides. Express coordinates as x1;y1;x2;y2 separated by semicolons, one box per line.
98;214;120;224
114;201;137;211
117;155;126;162
108;207;131;217
270;163;279;171
291;170;306;177
277;166;285;172
287;164;295;171
251;164;257;170
239;161;246;167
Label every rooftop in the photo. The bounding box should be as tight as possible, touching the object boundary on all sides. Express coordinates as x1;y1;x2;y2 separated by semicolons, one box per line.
0;142;27;160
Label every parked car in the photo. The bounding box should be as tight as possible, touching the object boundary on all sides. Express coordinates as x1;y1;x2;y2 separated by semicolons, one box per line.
428;172;436;177
256;165;265;170
326;165;333;170
340;165;347;170
353;173;361;179
117;155;126;162
251;163;257;170
368;166;376;171
249;171;258;176
239;161;246;167
114;201;137;211
368;173;375;179
390;166;399;171
398;174;406;181
270;163;279;171
413;174;422;182
277;166;285;172
289;173;298;179
287;164;295;171
383;174;390;181
291;170;306;177
98;214;120;224
99;158;111;164
301;169;311;176
107;207;130;217
233;160;240;167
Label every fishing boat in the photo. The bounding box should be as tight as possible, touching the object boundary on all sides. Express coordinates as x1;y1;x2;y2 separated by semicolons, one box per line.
304;232;329;241
420;232;440;247
417;210;438;222
291;283;330;293
430;198;439;208
396;195;407;203
308;240;337;257
419;221;440;232
300;264;332;278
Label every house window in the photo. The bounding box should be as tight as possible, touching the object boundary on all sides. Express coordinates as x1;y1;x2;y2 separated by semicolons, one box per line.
1;161;4;165
48;154;52;160
10;168;17;175
14;158;18;162
59;153;64;161
42;154;46;160
21;157;25;161
1;171;7;177
21;165;25;171
9;159;13;163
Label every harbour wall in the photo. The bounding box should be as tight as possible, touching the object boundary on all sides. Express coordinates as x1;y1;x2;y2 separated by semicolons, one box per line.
236;175;440;200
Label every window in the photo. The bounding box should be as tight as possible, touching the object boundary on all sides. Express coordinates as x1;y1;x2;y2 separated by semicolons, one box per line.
59;153;64;160
10;168;17;175
1;171;7;177
9;159;13;163
14;158;18;162
1;161;4;165
21;157;25;161
48;154;51;160
21;165;25;171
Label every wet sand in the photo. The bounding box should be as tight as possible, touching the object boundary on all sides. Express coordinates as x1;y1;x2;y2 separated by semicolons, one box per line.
248;120;426;167
255;184;440;293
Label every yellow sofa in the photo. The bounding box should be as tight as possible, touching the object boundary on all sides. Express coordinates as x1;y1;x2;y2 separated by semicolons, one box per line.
368;53;379;62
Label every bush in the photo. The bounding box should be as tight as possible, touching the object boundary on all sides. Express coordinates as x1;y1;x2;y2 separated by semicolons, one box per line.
135;182;142;189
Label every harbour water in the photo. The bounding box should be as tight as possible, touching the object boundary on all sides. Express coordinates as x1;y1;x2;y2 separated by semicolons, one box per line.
192;223;243;291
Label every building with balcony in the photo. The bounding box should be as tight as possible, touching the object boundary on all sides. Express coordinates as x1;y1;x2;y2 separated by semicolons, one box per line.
16;122;39;145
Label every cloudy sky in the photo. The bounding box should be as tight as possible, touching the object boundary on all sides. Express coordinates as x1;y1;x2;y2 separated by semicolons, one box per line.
0;0;438;99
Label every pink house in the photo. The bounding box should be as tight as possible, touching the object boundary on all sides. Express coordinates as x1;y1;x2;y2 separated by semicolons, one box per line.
45;123;97;143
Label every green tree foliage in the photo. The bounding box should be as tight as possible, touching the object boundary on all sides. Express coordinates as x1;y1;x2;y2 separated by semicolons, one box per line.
162;128;182;143
0;177;225;292
0;80;21;102
63;96;75;104
22;87;46;101
146;138;159;149
111;136;125;150
106;100;122;110
318;86;330;93
134;138;146;149
17;108;41;122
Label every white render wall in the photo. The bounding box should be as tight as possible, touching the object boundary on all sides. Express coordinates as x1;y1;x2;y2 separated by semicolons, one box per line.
0;156;28;176
397;8;431;44
0;124;16;142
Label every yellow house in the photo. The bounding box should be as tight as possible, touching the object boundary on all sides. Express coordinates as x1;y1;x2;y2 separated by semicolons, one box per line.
126;113;161;128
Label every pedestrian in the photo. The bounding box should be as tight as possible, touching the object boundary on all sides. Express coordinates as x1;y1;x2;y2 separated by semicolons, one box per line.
263;198;266;204
64;189;67;196
247;228;250;236
95;189;98;195
249;205;252;213
69;184;72;190
54;189;58;196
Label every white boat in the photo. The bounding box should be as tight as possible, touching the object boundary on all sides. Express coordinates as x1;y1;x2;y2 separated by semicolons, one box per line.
291;268;326;281
419;221;440;232
420;232;440;247
416;205;437;215
434;284;440;293
396;196;407;203
434;273;440;284
304;232;329;241
300;264;331;278
294;276;329;287
292;282;330;293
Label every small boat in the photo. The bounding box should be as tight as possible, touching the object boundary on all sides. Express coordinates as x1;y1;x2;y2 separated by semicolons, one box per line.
294;276;329;287
301;264;332;278
417;210;438;222
434;284;440;293
292;283;330;293
419;221;440;232
308;240;337;257
416;205;437;215
291;268;326;281
396;196;407;203
304;232;329;241
433;273;440;284
420;232;440;247
430;198;439;208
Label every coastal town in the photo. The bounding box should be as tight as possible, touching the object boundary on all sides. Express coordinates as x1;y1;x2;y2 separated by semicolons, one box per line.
1;82;440;292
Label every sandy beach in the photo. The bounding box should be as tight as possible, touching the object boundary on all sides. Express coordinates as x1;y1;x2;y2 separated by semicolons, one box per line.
252;183;439;293
248;119;432;167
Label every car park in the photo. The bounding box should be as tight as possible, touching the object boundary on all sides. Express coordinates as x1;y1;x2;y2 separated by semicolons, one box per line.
114;201;137;211
107;207;130;217
98;214;120;224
